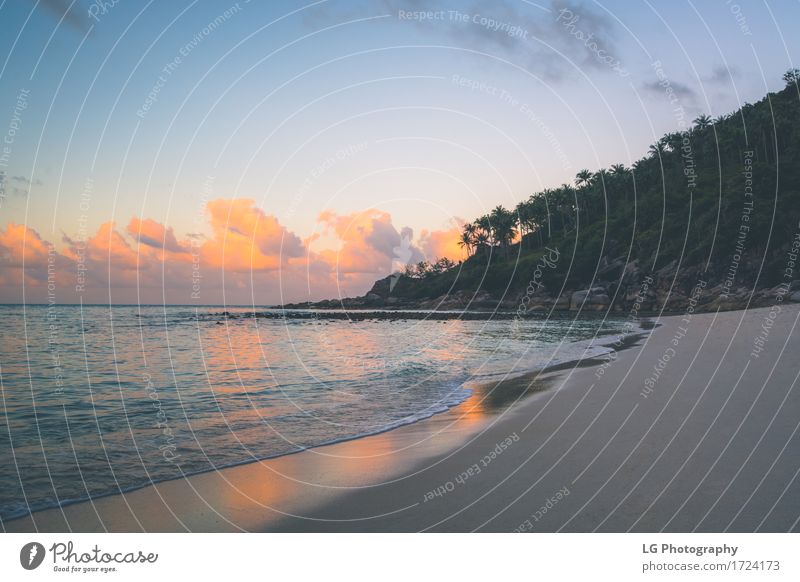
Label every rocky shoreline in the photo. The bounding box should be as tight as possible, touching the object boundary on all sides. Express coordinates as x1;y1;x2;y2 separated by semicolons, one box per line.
283;256;800;315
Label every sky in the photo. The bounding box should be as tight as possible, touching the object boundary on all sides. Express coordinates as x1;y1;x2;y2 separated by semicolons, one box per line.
0;0;798;304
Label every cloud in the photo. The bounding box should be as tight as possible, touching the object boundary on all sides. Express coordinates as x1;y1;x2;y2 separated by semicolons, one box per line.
1;175;42;198
202;198;304;272
38;0;91;32
0;201;464;304
0;222;53;267
308;0;628;82
704;64;739;85
0;223;67;296
418;218;466;262
315;208;423;274
127;217;187;253
642;79;698;104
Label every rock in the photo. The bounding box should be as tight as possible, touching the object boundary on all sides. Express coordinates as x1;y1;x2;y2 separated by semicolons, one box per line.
570;287;610;310
656;259;678;279
555;294;571;310
789;291;800;302
365;292;384;306
663;294;689;311
365;275;394;299
598;256;625;280
622;260;643;285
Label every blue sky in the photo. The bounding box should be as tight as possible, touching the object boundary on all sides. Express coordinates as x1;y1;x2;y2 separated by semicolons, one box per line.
0;0;798;302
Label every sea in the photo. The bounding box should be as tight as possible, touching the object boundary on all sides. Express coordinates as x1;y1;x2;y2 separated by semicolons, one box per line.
0;304;642;522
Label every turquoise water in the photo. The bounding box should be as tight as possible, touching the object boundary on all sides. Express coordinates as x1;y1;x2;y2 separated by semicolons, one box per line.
0;305;636;521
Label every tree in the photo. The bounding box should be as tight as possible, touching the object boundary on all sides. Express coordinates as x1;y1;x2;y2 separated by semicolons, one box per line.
575;169;592;188
782;68;800;86
693;114;712;130
489;205;516;253
414;261;432;278
474;215;492;244
458;223;478;257
515;199;539;247
648;139;666;158
610;163;628;176
610;164;631;202
664;131;684;152
470;215;493;260
432;257;455;274
592;168;610;186
393;82;800;305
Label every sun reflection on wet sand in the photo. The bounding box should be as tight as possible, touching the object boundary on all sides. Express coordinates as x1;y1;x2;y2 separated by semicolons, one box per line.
4;364;563;532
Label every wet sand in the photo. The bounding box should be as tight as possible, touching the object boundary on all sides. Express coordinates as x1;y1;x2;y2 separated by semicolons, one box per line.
7;304;800;532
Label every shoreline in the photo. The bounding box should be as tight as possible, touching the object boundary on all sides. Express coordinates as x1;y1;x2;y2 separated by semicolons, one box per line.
2;316;644;524
6;305;800;532
2;322;640;530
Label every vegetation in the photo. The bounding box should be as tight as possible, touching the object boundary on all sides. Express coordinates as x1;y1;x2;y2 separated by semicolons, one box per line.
403;258;457;279
390;71;800;302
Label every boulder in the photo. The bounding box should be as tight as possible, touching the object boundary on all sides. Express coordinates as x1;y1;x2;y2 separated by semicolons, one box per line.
570;287;610;310
365;292;384;306
663;294;689;311
655;259;678;279
622;260;643;285
555;294;571;310
597;256;625;280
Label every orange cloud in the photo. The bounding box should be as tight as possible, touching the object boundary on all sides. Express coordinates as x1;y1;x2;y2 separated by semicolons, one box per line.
315;208;412;274
0;223;61;295
202;198;304;272
418;218;465;262
127;217;187;254
0;222;52;265
0;201;465;303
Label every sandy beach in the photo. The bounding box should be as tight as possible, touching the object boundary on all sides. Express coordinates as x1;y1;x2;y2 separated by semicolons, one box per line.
6;304;800;533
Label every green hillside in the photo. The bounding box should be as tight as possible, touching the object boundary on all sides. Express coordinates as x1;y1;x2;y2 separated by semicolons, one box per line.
379;71;800;312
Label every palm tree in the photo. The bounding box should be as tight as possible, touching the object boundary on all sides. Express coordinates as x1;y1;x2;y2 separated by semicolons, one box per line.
610;163;628;176
592;168;611;210
552;185;576;234
489;205;516;253
458;223;477;256
458;230;473;256
575;169;592;189
664;131;684;152
648;139;666;158
475;215;492;243
472;215;492;259
473;229;490;259
593;168;610;186
531;194;550;245
515;200;530;246
610;164;631;202
693;114;712;130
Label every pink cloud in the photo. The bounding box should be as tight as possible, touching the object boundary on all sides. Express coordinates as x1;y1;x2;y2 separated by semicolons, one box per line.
127;217;187;253
0;201;465;304
418;217;466;262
